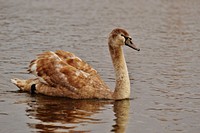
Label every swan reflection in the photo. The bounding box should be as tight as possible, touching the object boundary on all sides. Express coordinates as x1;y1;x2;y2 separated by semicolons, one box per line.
112;100;130;133
26;96;130;133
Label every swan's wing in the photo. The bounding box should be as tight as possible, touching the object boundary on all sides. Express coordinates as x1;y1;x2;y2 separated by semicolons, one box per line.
28;51;109;94
55;50;97;75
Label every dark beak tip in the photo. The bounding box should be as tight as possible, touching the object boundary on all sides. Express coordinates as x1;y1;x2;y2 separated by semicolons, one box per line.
137;48;140;51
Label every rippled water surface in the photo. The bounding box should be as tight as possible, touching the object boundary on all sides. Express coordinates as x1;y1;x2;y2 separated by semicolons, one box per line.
1;0;200;133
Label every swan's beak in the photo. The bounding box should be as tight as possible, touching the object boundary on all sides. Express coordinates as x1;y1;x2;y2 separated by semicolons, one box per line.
125;39;140;51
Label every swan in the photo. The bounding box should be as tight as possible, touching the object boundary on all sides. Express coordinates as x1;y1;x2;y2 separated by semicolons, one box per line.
11;28;140;100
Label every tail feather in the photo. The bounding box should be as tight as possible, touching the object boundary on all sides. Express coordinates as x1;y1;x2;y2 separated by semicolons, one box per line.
11;78;39;92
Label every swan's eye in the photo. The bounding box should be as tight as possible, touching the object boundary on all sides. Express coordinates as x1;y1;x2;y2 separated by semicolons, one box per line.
121;34;128;40
121;34;126;38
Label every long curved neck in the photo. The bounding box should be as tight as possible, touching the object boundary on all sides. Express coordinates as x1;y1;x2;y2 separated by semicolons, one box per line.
109;45;130;100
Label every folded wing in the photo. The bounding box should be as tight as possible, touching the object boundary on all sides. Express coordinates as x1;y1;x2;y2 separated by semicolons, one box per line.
28;50;111;98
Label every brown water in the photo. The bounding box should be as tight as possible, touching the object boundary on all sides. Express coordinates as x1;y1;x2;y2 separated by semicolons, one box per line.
1;0;200;133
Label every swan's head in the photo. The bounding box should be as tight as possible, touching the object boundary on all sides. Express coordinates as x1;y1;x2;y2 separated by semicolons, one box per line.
108;28;140;51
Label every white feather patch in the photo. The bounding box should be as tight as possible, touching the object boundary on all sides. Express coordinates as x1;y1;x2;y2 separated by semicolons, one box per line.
75;70;90;78
50;51;62;61
70;55;82;61
30;63;37;76
11;78;17;84
38;77;48;84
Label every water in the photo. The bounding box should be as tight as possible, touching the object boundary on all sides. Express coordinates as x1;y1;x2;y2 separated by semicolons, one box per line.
1;0;200;132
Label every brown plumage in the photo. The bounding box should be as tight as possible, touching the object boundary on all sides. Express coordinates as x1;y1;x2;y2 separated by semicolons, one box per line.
11;28;140;100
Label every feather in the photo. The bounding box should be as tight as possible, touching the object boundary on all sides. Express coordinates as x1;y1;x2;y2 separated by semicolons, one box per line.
27;50;112;99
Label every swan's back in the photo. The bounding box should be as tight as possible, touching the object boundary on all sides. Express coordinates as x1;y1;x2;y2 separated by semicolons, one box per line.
24;50;112;99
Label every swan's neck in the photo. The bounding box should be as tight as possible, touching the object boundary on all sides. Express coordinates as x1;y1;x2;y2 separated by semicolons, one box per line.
109;45;130;99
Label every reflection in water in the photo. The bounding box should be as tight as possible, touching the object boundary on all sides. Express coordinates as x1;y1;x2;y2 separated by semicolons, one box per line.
26;96;130;133
112;100;130;133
